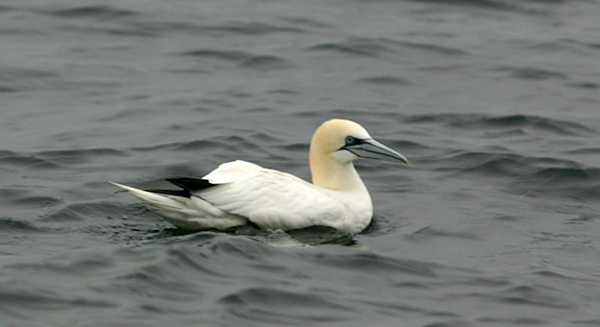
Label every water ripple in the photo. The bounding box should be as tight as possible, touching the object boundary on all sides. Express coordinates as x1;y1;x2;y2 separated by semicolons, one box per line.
41;5;139;19
218;287;352;324
406;113;597;136
0;151;63;169
357;75;412;85
308;37;466;58
179;49;255;61
0;218;43;233
495;66;568;81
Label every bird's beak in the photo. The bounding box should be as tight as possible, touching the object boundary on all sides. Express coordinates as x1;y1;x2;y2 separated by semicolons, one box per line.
345;138;408;164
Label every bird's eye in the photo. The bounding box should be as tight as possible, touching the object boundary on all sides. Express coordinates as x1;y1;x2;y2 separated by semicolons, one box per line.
345;136;356;145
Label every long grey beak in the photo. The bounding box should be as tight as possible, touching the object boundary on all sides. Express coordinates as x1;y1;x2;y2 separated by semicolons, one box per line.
345;138;408;164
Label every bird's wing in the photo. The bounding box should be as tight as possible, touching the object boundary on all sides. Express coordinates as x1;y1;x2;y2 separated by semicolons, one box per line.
202;160;263;184
196;163;348;230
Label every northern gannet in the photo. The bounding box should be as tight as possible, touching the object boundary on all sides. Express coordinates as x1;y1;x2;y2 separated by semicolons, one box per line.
111;119;407;234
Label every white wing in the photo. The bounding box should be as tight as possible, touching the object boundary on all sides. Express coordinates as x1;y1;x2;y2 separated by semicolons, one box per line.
202;160;263;184
197;161;350;230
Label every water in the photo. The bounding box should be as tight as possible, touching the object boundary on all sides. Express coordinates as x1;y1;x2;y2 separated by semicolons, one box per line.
1;0;600;326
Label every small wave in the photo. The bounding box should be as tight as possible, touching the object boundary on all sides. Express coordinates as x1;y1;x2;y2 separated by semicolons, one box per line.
308;38;394;57
9;252;114;276
571;320;600;326
162;246;228;276
279;16;332;29
389;140;432;152
238;55;290;70
131;139;225;153
247;131;283;144
565;82;599;89
137;133;263;151
406;113;596;136
411;0;514;9
478;317;548;325
284;226;356;246
274;142;309;153
130;132;276;157
399;40;467;55
435;150;524;176
267;88;301;95
0;188;63;209
110;247;228;289
564;147;600;155
0;218;44;233
98;108;155;122
494;66;568;81
448;154;525;178
0;151;62;169
487;285;574;309
58;25;159;38
529;167;600;185
434;149;600;203
404;226;482;241
512;167;600;203
408;0;551;15
357;76;411;86
0;5;14;12
218;287;351;324
14;196;63;209
290;108;370;118
308;37;466;58
0;289;116;311
35;148;127;165
525;38;600;54
219;286;349;309
202;21;304;36
42;202;125;222
418;64;467;73
0;84;17;92
41;5;138;19
439;149;598;182
525;41;572;52
360;214;405;236
130;21;303;37
533;270;598;282
0;148;125;172
0;65;60;92
310;251;439;277
208;135;263;152
242;106;271;112
208;236;282;260
178;49;254;62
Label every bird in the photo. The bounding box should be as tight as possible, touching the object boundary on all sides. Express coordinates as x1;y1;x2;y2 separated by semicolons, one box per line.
110;119;407;234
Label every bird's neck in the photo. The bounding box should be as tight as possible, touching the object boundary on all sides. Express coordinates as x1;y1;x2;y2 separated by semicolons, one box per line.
309;155;367;193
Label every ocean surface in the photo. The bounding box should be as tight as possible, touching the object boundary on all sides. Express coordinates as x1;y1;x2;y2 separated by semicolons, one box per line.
1;0;600;326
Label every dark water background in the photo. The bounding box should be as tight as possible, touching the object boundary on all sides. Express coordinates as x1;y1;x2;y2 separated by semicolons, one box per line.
2;0;600;326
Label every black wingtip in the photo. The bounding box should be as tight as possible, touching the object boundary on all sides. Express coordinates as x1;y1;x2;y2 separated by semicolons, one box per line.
143;188;192;197
165;177;215;192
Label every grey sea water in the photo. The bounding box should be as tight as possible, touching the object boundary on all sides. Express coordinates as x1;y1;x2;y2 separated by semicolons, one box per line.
1;0;600;326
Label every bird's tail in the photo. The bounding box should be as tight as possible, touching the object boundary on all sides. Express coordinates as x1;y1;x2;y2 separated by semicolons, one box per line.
109;181;247;230
109;181;186;211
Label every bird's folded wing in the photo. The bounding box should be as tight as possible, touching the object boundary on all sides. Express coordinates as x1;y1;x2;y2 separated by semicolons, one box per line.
196;168;348;230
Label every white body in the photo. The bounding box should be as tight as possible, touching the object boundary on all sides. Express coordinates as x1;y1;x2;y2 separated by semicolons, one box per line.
112;119;407;234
